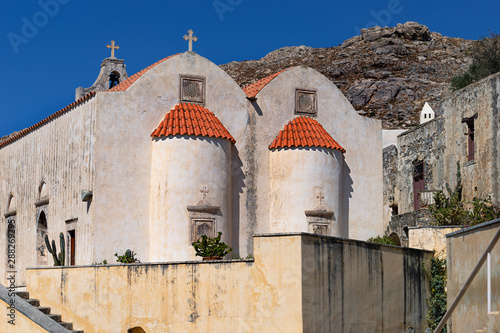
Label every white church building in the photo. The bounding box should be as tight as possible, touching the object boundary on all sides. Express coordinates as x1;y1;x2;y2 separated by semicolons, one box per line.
0;47;383;286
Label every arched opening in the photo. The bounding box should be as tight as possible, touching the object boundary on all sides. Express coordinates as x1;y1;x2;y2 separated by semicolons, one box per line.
39;181;48;200
7;193;15;211
388;232;401;246
36;211;48;265
109;71;120;89
127;327;146;333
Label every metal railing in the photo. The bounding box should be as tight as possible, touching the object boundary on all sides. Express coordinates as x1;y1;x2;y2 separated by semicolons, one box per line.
434;225;500;332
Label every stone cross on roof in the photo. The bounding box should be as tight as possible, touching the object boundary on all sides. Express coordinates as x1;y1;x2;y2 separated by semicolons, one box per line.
106;40;120;59
183;29;198;52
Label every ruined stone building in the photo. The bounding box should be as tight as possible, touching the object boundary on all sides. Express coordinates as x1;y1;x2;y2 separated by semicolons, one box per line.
0;51;383;286
384;71;500;243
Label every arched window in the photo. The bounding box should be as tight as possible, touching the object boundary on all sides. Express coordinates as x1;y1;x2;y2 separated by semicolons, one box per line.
6;193;15;212
36;211;48;266
39;181;48;200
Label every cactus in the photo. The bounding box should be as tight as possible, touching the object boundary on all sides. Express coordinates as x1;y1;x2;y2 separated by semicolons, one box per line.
44;232;65;266
59;232;65;266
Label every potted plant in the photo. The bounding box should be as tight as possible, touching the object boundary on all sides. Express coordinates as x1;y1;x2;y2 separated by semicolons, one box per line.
114;249;140;263
192;232;232;260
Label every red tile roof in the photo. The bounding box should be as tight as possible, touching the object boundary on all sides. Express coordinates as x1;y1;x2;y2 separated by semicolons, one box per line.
0;91;97;149
108;54;180;92
243;68;293;98
269;116;345;152
151;103;236;143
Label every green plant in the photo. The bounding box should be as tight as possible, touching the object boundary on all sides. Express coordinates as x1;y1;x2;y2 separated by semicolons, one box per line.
114;249;140;263
367;235;397;246
429;163;468;226
468;197;500;227
91;260;108;266
192;232;232;258
451;32;500;91
425;256;447;332
44;232;65;266
233;253;254;260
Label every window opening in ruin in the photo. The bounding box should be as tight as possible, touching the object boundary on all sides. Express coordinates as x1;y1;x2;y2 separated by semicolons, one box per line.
192;219;215;242
462;114;477;161
109;72;120;89
36;211;48;266
413;161;425;210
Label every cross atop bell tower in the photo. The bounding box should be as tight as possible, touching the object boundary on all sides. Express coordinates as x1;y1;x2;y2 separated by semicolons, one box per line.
106;40;120;59
75;40;128;100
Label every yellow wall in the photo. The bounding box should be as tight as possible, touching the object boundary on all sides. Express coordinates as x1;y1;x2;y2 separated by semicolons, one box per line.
447;221;500;332
26;234;431;333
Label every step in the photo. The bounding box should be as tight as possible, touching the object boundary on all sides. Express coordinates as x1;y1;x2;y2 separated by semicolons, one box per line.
47;313;61;322
37;306;51;314
26;298;40;307
15;291;29;299
59;321;73;330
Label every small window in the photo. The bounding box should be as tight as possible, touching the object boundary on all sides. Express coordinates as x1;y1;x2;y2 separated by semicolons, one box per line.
295;89;317;116
413;161;424;178
180;75;205;105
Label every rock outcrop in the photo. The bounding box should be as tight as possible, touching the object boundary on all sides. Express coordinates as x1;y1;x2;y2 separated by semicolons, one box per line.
221;22;473;129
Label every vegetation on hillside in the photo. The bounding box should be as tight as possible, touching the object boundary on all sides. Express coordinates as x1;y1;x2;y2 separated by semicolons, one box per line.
451;32;500;90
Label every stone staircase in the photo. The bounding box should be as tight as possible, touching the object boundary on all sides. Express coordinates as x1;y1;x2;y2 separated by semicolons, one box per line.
15;291;83;333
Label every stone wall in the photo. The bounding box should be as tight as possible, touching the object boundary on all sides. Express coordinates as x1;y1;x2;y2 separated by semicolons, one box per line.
441;72;500;206
446;220;500;332
26;233;432;332
386;209;433;246
408;226;465;255
396;117;445;214
383;145;398;229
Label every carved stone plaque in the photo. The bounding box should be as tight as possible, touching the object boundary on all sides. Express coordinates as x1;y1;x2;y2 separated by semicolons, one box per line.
312;224;329;236
295;89;317;116
193;219;214;241
180;75;205;104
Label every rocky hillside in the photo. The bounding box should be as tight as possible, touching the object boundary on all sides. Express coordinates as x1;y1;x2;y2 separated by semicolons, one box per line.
221;22;473;129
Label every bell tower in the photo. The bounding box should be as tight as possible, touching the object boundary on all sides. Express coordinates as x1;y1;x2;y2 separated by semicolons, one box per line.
75;40;128;100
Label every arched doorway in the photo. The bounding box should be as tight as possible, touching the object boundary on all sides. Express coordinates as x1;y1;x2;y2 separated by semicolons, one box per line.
388;232;402;246
127;327;146;333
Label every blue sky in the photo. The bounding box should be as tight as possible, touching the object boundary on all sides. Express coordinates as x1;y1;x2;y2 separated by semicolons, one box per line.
1;0;499;137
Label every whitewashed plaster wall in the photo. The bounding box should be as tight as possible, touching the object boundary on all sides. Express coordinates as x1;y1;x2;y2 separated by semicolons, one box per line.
92;52;249;262
150;136;232;261
250;66;383;242
269;148;343;235
0;98;97;286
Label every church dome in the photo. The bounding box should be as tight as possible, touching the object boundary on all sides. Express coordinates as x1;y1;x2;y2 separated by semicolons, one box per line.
269;116;345;152
151;103;235;143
